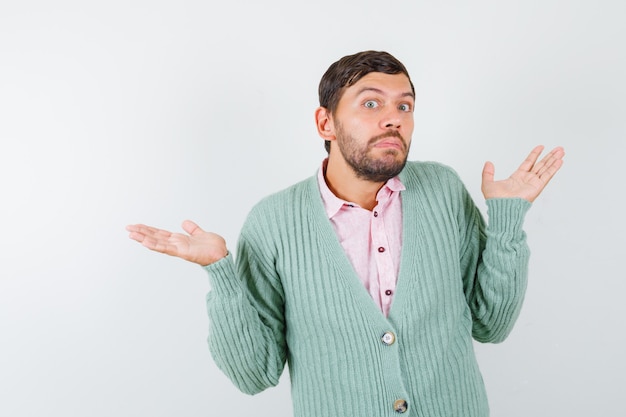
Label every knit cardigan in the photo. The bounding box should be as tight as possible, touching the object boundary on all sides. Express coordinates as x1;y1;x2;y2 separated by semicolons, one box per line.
204;161;531;417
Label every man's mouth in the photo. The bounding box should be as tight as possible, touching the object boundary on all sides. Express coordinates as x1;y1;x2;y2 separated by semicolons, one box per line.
371;133;406;151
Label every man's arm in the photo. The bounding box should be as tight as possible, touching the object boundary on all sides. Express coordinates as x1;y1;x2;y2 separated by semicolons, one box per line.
204;245;287;395
126;219;287;394
460;145;564;342
460;196;531;343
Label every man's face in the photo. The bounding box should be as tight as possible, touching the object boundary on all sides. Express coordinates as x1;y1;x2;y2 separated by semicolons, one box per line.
331;72;415;183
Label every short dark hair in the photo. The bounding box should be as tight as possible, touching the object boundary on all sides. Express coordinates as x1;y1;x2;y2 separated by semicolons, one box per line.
318;50;415;153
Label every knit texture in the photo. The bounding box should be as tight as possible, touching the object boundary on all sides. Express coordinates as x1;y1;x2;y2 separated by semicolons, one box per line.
205;161;531;417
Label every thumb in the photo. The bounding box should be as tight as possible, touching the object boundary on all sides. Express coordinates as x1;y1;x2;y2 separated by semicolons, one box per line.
482;161;495;185
181;220;203;236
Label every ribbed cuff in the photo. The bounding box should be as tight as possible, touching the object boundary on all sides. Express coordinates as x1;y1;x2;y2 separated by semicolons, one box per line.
203;253;242;296
486;198;531;233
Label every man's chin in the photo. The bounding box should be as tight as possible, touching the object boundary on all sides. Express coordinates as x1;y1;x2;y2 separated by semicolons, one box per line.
355;158;407;183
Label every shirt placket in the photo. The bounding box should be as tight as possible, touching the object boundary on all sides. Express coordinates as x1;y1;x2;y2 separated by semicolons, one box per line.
371;196;396;317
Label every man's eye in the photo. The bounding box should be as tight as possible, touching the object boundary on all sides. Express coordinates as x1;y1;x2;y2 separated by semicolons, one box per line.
364;100;378;109
399;103;412;112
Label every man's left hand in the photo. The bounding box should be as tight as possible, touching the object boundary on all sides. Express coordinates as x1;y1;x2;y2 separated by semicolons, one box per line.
481;145;565;203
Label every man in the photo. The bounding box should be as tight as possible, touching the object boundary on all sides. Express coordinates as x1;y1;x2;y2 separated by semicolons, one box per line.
127;50;564;416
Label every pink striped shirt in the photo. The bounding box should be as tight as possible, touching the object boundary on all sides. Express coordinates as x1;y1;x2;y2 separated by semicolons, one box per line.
317;159;404;316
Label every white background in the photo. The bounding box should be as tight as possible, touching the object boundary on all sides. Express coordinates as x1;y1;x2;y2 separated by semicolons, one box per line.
1;1;624;416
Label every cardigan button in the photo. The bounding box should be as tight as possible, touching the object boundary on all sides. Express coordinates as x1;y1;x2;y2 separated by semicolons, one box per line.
393;399;408;413
381;331;396;345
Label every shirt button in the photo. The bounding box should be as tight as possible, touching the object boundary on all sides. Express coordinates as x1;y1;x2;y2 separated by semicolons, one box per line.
378;247;385;253
373;211;379;217
381;331;396;345
393;399;408;413
385;289;393;296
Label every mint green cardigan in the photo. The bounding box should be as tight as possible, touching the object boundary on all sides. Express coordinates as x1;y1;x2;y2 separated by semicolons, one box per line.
205;161;530;417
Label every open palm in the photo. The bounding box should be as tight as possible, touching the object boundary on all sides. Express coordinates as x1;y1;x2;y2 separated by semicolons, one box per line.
126;220;227;266
481;145;565;202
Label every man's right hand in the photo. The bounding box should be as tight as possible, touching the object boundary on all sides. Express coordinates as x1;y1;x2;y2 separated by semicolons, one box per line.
126;220;228;266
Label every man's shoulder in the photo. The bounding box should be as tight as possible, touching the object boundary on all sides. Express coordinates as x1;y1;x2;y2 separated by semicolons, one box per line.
240;174;318;239
400;161;472;210
401;160;462;184
248;175;317;216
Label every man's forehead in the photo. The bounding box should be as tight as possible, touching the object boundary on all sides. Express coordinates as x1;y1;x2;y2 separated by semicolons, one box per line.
347;72;413;97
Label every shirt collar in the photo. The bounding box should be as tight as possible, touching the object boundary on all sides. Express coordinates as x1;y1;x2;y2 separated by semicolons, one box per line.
316;158;405;219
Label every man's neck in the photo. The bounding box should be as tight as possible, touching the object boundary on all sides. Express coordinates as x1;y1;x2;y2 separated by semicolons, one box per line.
324;156;384;211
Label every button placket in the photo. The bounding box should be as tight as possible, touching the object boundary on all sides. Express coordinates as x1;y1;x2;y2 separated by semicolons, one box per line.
371;205;396;312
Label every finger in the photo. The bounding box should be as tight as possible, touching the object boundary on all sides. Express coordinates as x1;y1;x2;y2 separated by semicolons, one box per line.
482;161;495;184
127;230;146;243
126;224;144;233
182;220;203;236
126;225;174;250
128;224;172;238
538;156;564;183
518;145;545;173
535;146;565;178
130;228;185;256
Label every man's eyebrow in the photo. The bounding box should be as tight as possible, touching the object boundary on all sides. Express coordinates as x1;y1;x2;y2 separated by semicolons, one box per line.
356;87;415;99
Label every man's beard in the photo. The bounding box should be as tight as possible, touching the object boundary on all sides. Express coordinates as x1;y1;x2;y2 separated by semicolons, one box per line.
336;124;410;183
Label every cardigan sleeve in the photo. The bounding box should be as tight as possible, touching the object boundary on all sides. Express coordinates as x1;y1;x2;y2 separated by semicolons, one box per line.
204;218;287;395
458;187;532;343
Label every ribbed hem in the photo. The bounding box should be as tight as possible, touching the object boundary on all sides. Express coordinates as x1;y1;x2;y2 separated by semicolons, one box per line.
486;198;531;232
203;253;241;296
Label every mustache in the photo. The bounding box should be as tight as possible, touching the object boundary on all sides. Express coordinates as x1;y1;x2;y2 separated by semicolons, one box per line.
368;131;407;150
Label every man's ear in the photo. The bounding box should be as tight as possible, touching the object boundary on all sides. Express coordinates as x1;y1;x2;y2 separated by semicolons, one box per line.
315;107;336;141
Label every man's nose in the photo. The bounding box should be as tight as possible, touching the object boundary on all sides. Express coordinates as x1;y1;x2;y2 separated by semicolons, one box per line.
381;110;402;129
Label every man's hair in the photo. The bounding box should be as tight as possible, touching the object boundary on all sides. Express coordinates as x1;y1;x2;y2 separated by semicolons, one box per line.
318;50;415;153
